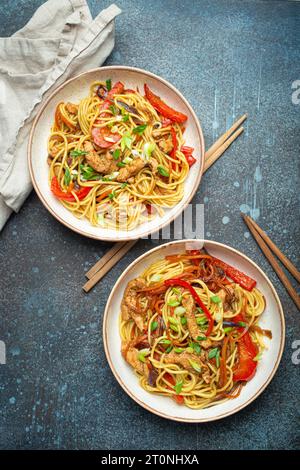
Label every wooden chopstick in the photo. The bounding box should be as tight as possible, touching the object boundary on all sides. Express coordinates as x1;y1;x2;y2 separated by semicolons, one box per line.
83;240;137;293
242;214;300;310
83;115;246;292
85;241;127;279
205;114;247;160
245;216;300;284
204;126;244;172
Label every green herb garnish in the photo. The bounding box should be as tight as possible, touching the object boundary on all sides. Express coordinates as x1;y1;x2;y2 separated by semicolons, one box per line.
151;321;158;331
70;149;88;157
180;317;187;325
64;168;71;186
190;342;201;355
80;164;101;181
196;317;207;326
188;359;201;373
122;114;129;122
106;79;112;91
157;165;170;177
196;336;207;341
224;327;233;334
210;295;221;304
138;351;147;363
208;348;219;360
117;162;126;168
159;339;171;345
121;132;133;151
133;124;147;135
174;347;184;353
174;381;183;395
108;191;116;200
109;104;118;115
165;345;173;353
112;149;121;160
120;182;128;189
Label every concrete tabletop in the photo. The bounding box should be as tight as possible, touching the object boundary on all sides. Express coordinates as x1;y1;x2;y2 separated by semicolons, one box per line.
0;0;299;450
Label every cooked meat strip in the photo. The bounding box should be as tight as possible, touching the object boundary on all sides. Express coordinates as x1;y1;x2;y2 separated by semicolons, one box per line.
83;141;118;174
182;296;212;348
116;157;146;182
121;277;146;331
121;343;149;378
164;351;211;383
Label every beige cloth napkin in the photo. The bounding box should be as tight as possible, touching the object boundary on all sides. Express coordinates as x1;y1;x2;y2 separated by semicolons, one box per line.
0;0;121;230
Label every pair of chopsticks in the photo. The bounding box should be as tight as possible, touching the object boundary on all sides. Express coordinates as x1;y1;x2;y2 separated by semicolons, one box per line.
83;114;247;292
242;215;300;309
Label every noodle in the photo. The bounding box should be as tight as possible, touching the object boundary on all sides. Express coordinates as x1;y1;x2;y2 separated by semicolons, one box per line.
119;250;270;409
47;80;194;230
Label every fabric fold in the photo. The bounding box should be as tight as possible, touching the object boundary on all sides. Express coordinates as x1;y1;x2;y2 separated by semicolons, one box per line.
0;0;121;230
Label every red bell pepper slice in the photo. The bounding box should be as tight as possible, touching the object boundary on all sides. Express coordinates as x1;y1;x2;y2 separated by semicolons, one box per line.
144;84;188;123
181;146;196;167
51;176;92;202
164;278;214;336
232;314;258;381
211;257;257;291
107;81;124;99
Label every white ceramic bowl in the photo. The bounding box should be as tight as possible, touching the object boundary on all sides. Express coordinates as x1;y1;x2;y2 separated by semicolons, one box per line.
28;66;204;241
103;239;285;422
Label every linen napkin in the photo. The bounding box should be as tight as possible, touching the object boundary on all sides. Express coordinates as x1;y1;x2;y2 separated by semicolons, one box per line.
0;0;121;231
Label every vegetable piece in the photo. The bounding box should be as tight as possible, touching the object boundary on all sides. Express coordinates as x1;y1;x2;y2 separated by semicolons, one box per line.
174;306;186;316
151;321;158;332
143;142;156;160
70;149;87;157
112;149;121;160
164;373;184;404
106;79;112;91
133;124;147;135
120;132;133;151
232;314;258;381
96;191;110;203
174;381;183;394
92;127;121;149
107;81;124;99
211;257;257;291
188;359;201;373
181;146;197;167
164;278;214;336
50;176;92;202
167;297;181;307
64;168;71;186
208;348;219;359
157;165;170;177
144;84;188;123
210;295;221;304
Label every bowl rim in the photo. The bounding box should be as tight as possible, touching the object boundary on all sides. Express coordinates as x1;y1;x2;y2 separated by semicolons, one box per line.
103;239;285;423
28;66;205;242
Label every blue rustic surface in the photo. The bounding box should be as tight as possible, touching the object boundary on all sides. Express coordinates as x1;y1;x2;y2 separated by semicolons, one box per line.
0;0;299;450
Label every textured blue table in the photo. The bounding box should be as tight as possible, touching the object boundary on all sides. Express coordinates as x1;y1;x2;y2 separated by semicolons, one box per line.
0;0;299;450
